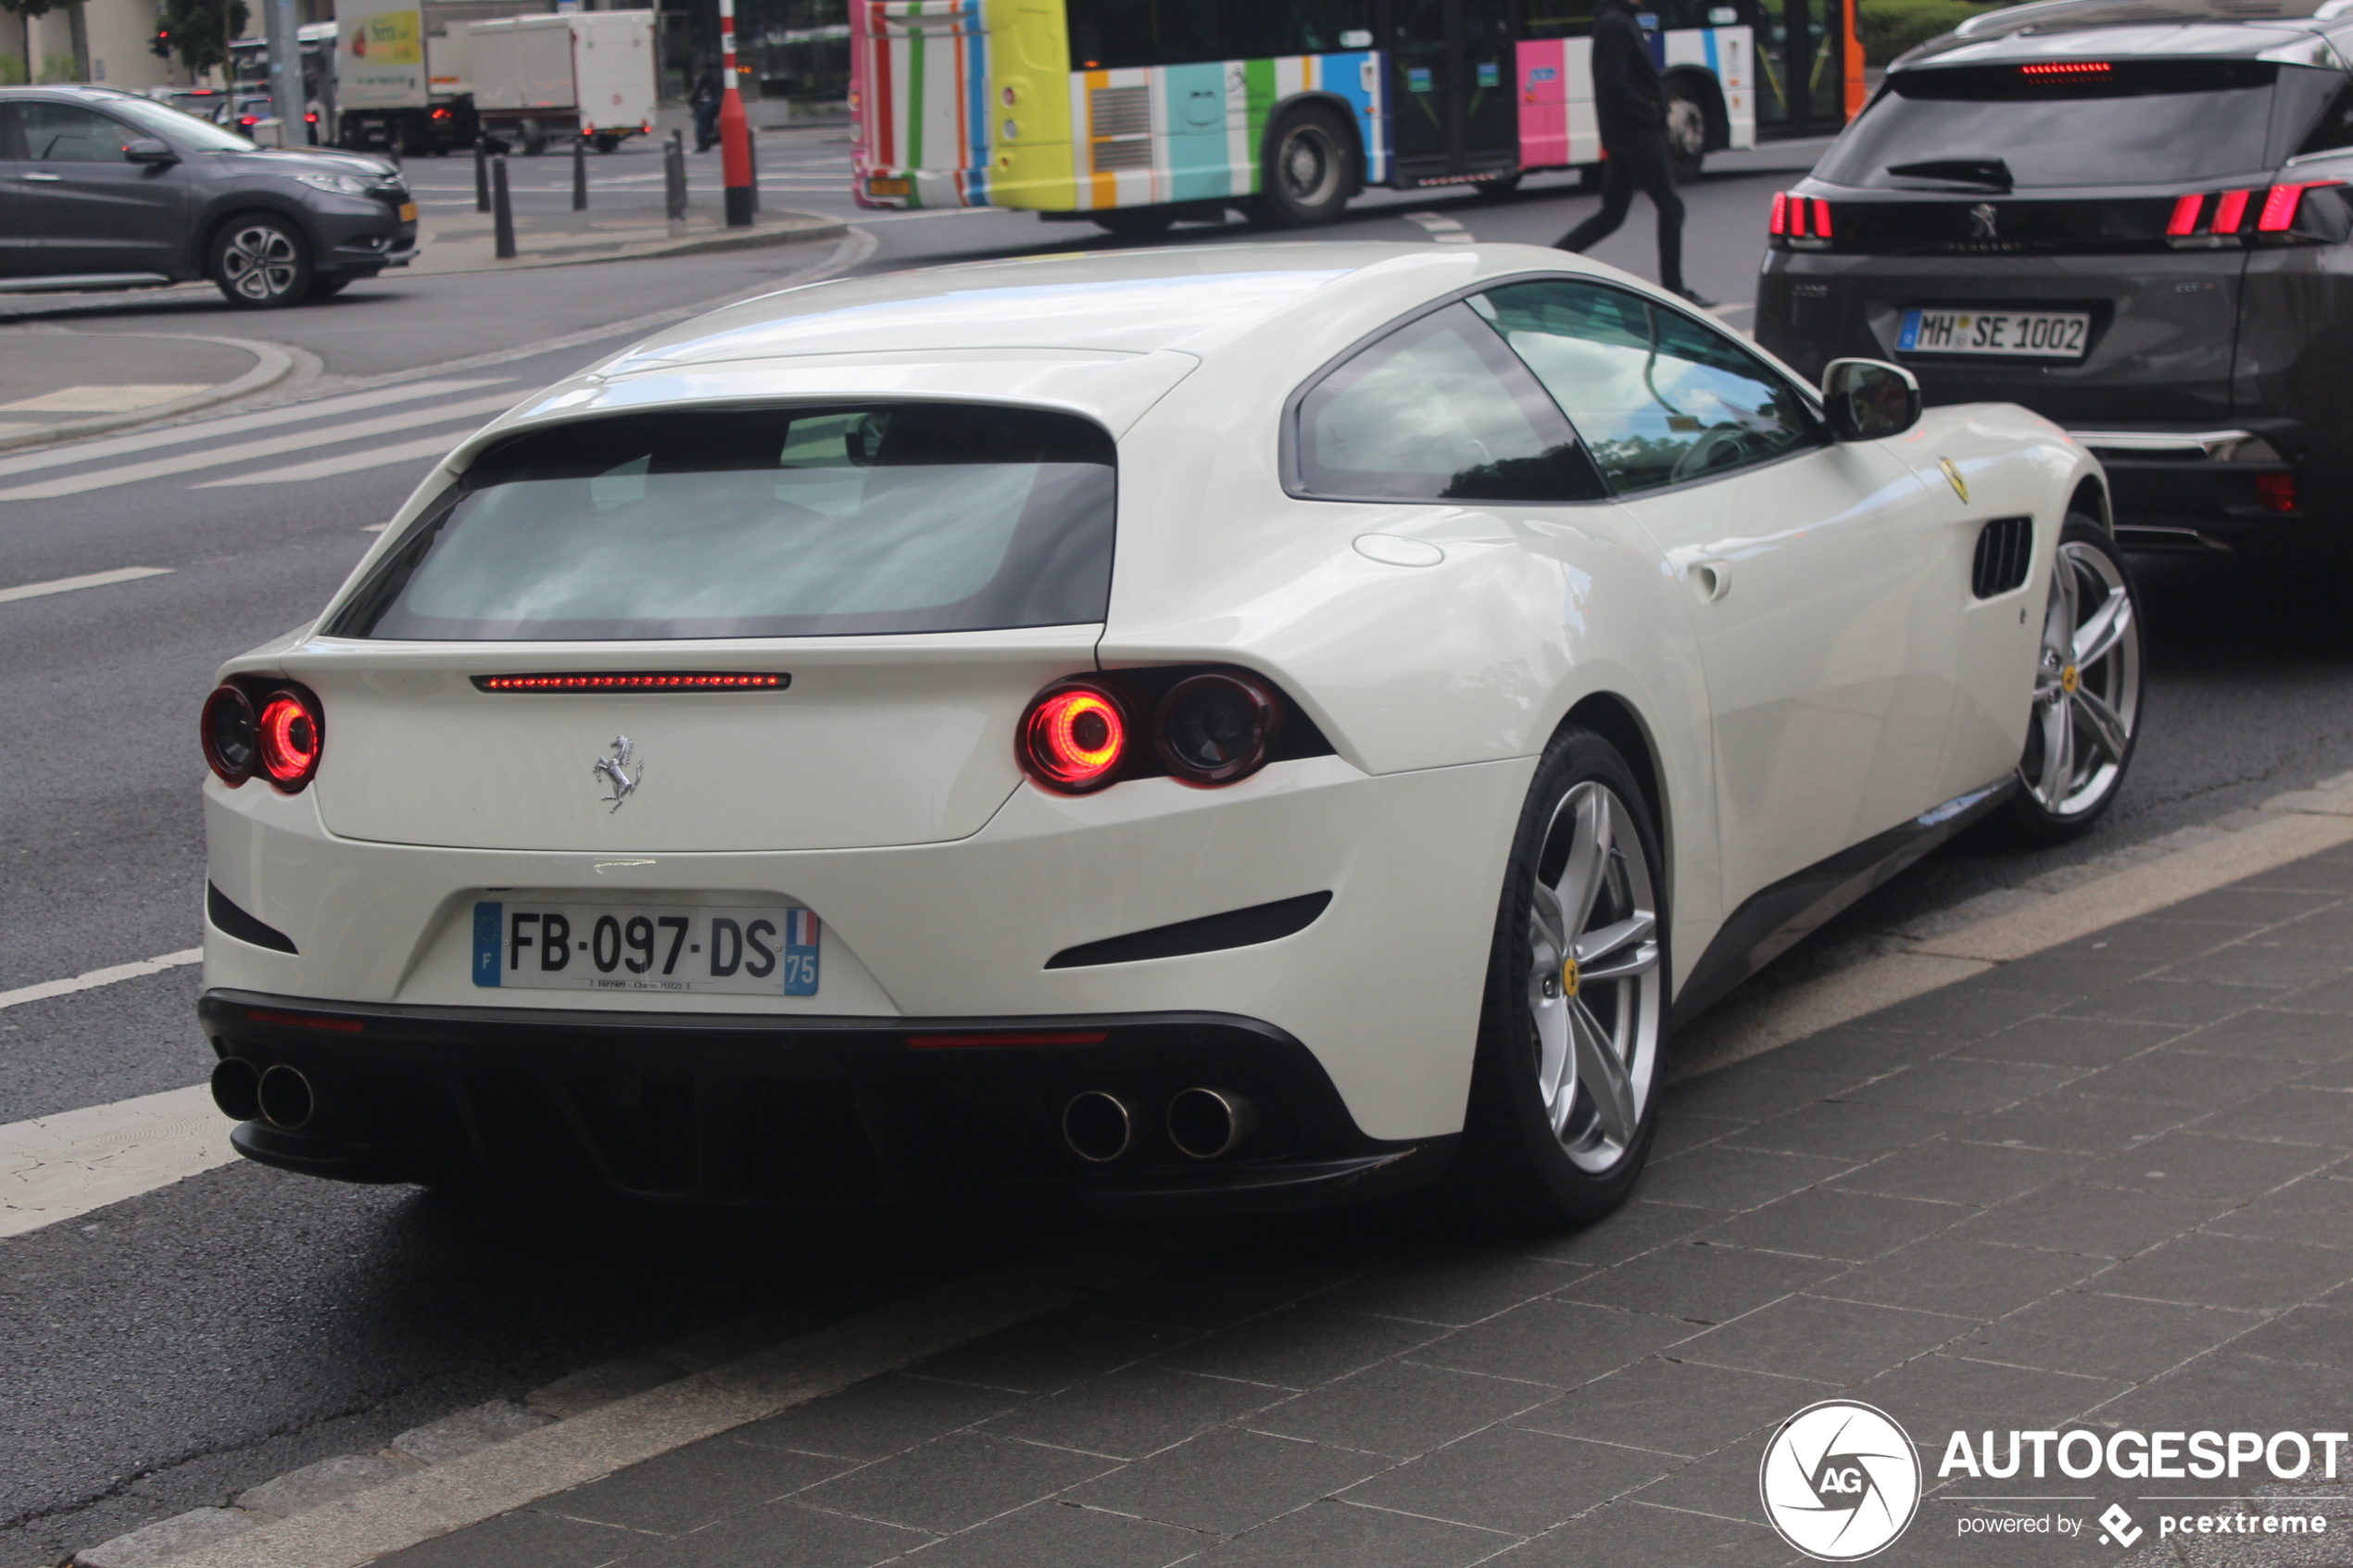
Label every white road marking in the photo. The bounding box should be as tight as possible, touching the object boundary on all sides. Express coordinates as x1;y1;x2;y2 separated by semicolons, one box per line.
195;432;471;487
0;383;208;414
0;1084;237;1241
0;379;516;483
1405;211;1477;245
0;565;172;604
0;392;523;501
0;947;201;1011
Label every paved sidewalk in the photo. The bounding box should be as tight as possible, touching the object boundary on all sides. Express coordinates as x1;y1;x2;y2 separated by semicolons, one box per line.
0;327;290;451
344;848;2353;1568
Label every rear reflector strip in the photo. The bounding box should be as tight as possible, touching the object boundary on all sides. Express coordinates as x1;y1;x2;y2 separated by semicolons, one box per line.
473;673;790;694
245;1008;365;1033
904;1030;1111;1049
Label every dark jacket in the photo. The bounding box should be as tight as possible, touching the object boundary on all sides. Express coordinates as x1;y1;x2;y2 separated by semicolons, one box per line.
1591;0;1665;139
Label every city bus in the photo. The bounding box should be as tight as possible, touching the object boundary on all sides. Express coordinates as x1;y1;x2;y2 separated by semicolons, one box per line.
849;0;1859;229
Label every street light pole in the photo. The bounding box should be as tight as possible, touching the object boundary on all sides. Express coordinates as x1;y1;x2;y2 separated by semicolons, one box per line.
717;0;752;227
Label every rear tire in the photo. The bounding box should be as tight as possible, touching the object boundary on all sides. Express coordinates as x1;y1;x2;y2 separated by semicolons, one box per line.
2007;515;2145;841
522;118;547;156
1450;727;1668;1230
211;213;313;309
1247;103;1355;227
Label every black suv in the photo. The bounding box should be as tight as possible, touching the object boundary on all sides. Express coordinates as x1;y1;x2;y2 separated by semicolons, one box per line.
1;86;418;307
1756;0;2353;558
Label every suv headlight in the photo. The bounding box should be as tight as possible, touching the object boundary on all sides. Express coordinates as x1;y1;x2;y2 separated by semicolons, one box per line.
295;172;371;196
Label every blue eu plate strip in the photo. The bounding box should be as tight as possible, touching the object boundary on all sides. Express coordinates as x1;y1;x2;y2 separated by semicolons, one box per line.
1898;309;1922;352
472;902;502;987
784;909;820;997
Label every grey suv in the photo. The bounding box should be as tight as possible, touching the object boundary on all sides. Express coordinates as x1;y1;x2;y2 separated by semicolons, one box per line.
1;85;418;307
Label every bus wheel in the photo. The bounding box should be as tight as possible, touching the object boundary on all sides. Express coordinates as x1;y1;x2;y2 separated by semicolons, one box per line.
1249;104;1354;227
1091;207;1175;237
1665;82;1708;183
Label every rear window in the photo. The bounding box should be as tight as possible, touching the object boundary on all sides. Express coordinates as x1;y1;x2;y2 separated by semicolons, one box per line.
331;404;1116;640
1818;59;2284;188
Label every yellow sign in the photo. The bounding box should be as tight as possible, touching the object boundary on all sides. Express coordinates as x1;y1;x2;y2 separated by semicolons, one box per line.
353;10;422;67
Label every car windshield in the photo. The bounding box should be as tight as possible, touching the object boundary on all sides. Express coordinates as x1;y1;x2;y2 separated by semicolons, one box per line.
103;94;257;151
331;404;1119;640
1818;59;2282;188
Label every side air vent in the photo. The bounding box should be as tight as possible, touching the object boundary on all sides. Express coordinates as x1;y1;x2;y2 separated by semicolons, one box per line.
1089;85;1153;171
208;882;298;954
1046;892;1334;970
1971;516;2033;598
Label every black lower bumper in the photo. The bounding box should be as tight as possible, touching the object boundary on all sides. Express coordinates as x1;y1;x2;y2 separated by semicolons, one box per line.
197;991;1453;1215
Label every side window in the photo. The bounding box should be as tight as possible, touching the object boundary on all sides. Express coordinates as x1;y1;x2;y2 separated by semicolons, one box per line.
0;105;23;160
1478;279;1821;495
1293;302;1608;504
1228;0;1373;56
2297;78;2353;156
1066;0;1223;69
19;103;134;162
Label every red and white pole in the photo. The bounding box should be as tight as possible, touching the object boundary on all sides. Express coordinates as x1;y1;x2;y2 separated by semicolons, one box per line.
718;0;753;227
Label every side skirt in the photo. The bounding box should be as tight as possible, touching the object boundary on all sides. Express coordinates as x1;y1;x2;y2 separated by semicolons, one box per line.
1669;776;2018;1029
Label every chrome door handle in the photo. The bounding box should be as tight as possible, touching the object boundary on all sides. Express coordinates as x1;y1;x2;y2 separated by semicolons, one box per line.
21;172;63;182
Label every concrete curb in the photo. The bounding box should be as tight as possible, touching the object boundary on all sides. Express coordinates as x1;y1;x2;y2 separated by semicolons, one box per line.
0;332;296;456
404;212;850;278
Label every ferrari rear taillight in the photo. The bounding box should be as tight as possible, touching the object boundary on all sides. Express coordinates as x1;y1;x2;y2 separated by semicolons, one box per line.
257;688;324;790
201;684;258;785
1020;682;1128;792
1154;673;1280;786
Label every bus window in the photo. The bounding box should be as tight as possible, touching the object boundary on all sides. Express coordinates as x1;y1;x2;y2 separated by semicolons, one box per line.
1066;0;1223;70
1228;0;1374;57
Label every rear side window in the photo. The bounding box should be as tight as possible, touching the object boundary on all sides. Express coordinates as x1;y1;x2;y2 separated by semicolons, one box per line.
1818;59;2284;188
331;404;1116;640
1291;302;1607;503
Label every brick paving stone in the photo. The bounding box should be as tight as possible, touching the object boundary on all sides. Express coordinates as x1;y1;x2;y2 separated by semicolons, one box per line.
731;1373;1022;1461
1557;1241;1839;1324
1945;1289;2260;1382
1414;1299;1700;1388
2165;940;2353;990
1735;1024;1953;1082
370;1509;644;1568
1952;1091;2196;1156
1674;1294;1970;1385
2222;1303;2353;1372
2205;1173;2353;1248
1310;1250;1592;1326
1633;1146;1858;1211
535;1438;849;1534
2157;887;2347;925
1695;1187;1965;1262
2266;971;2353;1013
2073;1131;2337;1202
1837;1058;2086;1116
1659;1065;1864;1123
2087;1232;2353;1311
1849;1349;2125;1433
1623;1430;1773;1527
979;1364;1288;1461
793;1432;1115;1534
1512;1356;1828;1459
1079;1255;1361;1332
1063;1426;1389;1536
1153;1305;1445;1390
1811;1235;2104;1320
2059;977;2281;1027
2088;1353;2353;1433
2191;1084;2353;1147
1955;1181;2233;1258
1652;1112;1749;1159
1247;1358;1551;1457
1481;1499;1795;1567
904;1311;1191;1396
1731;1101;1952;1161
1199;1499;1511;1568
1338;1425;1678;1536
1964;1014;2181;1070
1832;1139;2086;1208
616;1502;927;1568
1518;1199;1725;1268
1856;984;2076;1037
1987;941;2183;996
885;1499;1202;1568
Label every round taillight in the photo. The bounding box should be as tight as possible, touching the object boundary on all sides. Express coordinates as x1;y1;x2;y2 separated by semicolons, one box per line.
1153;672;1279;786
1021;682;1127;792
256;688;324;791
201;684;258;786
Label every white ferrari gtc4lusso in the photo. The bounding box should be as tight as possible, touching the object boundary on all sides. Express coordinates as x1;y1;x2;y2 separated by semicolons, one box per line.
197;244;2143;1225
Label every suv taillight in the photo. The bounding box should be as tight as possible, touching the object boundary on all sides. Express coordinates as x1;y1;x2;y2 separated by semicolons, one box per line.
2169;180;2345;245
205;680;323;792
1769;192;1831;247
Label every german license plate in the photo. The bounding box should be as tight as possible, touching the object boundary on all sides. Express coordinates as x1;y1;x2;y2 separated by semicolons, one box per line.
398;201;418;221
1898;307;2089;358
472;902;818;996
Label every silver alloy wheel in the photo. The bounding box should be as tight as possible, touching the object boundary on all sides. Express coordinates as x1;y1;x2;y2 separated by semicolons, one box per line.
220;223;302;302
2020;538;2141;818
1665;94;1707;162
1276;121;1341;207
1526;780;1663;1173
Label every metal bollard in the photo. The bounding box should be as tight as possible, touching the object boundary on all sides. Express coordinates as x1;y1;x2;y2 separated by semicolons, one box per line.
474;135;490;214
491;156;517;259
664;131;688;221
571;131;588;211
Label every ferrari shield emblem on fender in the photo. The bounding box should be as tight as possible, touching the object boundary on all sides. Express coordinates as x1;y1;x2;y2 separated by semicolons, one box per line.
1939;458;1969;503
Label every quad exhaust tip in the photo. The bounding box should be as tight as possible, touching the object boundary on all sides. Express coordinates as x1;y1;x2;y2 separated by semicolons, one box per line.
1061;1089;1137;1164
256;1063;316;1131
1166;1086;1258;1160
209;1058;261;1123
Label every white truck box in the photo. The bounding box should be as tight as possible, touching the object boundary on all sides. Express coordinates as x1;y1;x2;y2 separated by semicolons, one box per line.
467;10;654;142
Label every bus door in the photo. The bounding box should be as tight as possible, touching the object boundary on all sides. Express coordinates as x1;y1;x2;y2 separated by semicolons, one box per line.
1387;0;1519;186
1755;0;1849;135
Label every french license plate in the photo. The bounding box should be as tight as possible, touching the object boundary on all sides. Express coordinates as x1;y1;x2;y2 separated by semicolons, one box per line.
1898;307;2089;359
472;902;818;996
398;201;418;221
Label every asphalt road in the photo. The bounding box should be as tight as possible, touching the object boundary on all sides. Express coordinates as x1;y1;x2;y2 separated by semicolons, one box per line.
5;128;2353;1566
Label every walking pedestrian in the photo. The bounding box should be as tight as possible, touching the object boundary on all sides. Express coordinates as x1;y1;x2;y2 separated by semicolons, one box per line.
1554;0;1714;307
691;66;724;154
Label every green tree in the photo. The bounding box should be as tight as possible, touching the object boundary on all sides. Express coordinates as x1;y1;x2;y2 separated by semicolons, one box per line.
0;0;56;86
149;0;248;79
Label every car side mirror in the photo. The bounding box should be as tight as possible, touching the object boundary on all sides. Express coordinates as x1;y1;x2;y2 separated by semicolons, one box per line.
123;139;179;166
1821;358;1921;441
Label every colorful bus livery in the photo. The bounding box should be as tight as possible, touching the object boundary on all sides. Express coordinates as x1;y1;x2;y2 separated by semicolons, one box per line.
851;0;1793;229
